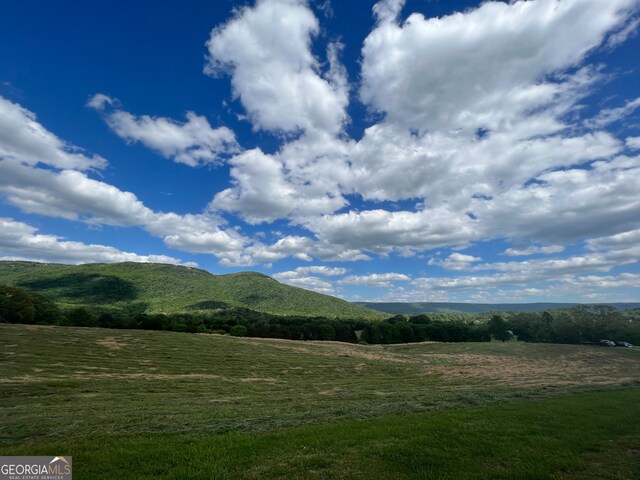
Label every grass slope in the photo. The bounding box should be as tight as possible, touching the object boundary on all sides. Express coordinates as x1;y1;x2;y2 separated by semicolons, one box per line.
359;301;640;314
1;324;640;478
0;261;383;318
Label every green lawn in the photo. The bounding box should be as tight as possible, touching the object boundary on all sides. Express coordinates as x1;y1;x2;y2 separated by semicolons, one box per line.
1;324;639;478
2;389;639;479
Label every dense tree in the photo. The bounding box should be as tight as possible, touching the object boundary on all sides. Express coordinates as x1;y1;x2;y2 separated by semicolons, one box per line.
488;315;510;342
0;286;36;323
317;323;336;341
409;314;432;324
2;284;638;347
229;324;248;337
65;307;98;327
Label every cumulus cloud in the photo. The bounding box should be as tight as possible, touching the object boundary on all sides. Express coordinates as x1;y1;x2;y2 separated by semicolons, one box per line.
0;159;153;225
339;272;411;287
0;96;106;170
205;0;639;267
0;159;250;265
0;217;195;266
0;99;256;265
625;136;640;149
271;265;348;293
307;206;478;255
211;146;346;224
408;246;640;299
476;155;640;244
4;0;640;298
294;265;347;276
272;268;336;294
361;0;635;132
430;253;482;270
205;0;348;134
586;228;640;252
88;94;239;167
502;245;565;257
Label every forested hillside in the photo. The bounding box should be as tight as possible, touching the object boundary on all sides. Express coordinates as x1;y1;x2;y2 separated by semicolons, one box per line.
0;261;383;319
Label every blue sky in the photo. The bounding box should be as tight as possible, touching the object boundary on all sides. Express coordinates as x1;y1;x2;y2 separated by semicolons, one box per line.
1;0;640;303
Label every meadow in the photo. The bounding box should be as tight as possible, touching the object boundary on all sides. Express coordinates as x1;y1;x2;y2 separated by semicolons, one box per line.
1;323;640;478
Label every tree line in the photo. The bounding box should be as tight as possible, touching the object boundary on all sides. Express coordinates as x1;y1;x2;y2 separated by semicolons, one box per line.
2;285;638;345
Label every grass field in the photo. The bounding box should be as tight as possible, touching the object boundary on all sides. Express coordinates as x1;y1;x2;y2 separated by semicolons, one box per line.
2;324;640;478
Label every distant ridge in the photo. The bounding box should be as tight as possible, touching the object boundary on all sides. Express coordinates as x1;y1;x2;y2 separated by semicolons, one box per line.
357;301;640;314
0;261;384;319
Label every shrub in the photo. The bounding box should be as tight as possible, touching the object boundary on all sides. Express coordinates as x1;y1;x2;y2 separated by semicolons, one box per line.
229;324;248;337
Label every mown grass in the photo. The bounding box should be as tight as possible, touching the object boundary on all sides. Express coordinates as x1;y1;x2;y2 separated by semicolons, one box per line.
0;261;384;318
2;324;640;478
2;389;640;479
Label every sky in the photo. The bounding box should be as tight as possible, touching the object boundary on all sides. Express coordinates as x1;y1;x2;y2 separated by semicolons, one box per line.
1;0;640;304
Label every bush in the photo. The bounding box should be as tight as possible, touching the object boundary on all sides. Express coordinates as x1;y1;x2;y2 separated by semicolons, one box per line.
229;324;248;337
317;323;336;341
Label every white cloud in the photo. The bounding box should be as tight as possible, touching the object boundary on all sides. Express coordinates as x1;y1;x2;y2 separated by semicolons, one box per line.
0;101;250;264
0;96;106;170
4;0;640;287
307;206;478;255
476;155;640;244
0;159;251;265
211;144;347;224
0;218;195;266
626;136;640;149
409;245;640;297
430;252;482;270
339;272;410;287
587;97;640;129
86;93;115;110
502;245;565;256
361;0;635;133
294;265;347;276
205;0;348;134
606;16;640;48
88;94;239;167
272;269;335;294
205;0;637;263
271;265;348;293
563;273;640;290
447;253;481;263
0;159;153;225
145;212;248;263
586;228;640;251
372;0;404;24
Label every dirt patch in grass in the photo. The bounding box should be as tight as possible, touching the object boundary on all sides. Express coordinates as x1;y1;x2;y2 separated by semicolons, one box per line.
421;351;638;388
209;397;244;403
96;337;127;350
23;325;55;332
319;387;342;396
0;373;223;383
239;376;279;383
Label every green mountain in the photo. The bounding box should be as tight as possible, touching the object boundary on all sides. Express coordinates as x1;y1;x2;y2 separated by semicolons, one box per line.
0;261;383;319
358;301;640;314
